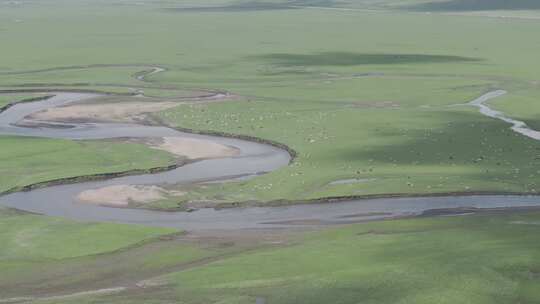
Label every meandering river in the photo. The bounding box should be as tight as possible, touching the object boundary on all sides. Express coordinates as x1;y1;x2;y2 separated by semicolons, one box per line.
1;91;539;230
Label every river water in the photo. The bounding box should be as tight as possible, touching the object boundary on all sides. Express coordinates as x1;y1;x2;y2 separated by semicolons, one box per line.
1;91;539;230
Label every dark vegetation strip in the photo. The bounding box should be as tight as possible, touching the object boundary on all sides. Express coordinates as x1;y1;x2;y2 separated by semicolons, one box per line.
174;126;298;165
212;191;540;209
253;52;482;67
405;0;540;12
0;94;56;114
0;163;181;197
165;0;340;12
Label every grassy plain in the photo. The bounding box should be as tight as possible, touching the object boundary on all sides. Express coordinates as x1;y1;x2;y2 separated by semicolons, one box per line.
0;208;175;261
160;211;540;304
6;209;538;304
1;1;540;302
0;207;182;299
0;136;176;193
0;95;25;108
158;79;540;206
0;207;283;301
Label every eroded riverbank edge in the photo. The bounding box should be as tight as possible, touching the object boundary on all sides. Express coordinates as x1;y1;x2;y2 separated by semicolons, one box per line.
0;94;56;114
210;191;540;210
0;163;183;197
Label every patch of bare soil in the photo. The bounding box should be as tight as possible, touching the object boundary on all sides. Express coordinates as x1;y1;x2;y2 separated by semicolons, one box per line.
149;137;240;160
76;185;184;207
14;120;76;129
28;101;179;123
24;91;237;124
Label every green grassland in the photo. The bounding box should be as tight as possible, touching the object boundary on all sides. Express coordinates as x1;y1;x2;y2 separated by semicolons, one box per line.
14;209;540;304
0;208;176;261
0;95;26;108
161;211;540;304
157;78;540;206
0;207;182;299
0;94;50;108
2;1;540;303
0;136;176;193
0;207;274;300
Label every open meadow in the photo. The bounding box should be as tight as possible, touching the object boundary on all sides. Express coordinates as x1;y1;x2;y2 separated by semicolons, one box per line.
2;208;540;304
1;0;540;303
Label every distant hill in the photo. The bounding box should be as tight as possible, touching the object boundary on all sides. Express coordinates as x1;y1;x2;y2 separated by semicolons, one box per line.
406;0;540;11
